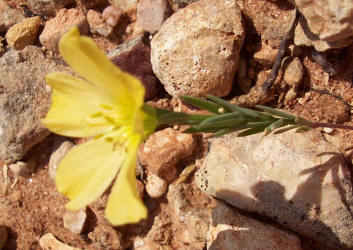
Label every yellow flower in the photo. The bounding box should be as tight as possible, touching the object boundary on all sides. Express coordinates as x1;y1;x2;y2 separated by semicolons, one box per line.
42;27;157;225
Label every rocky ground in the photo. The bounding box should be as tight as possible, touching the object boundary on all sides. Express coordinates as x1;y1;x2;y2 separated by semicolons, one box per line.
1;0;353;249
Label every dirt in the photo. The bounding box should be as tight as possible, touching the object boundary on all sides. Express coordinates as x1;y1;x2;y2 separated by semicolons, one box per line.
1;0;353;249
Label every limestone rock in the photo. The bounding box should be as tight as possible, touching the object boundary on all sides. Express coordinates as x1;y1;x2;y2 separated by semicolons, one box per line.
5;16;41;50
137;0;172;34
146;173;168;198
108;35;161;100
283;57;304;86
39;233;81;250
87;9;113;37
138;128;196;181
49;140;74;180
208;202;301;250
109;0;138;14
39;8;88;52
293;0;353;51
0;46;65;163
63;209;87;234
151;0;245;97
0;0;25;33
253;42;278;67
102;5;122;27
88;224;126;249
9;160;36;177
195;130;353;248
28;0;74;16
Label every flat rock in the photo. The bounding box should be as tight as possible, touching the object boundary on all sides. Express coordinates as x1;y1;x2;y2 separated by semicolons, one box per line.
39;8;88;52
292;0;353;51
5;16;41;50
137;0;172;34
0;0;24;33
109;0;138;13
39;233;81;250
0;46;65;163
108;35;161;100
28;0;74;16
151;0;244;97
195;130;353;249
63;209;87;234
49;139;74;180
208;202;301;250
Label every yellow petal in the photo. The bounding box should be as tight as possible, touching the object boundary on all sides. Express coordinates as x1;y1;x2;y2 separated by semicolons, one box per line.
55;136;125;210
59;27;144;110
42;72;114;137
105;134;147;225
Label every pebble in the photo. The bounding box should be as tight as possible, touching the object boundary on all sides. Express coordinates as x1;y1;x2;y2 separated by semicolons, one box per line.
293;0;353;51
0;0;24;33
323;127;334;134
102;5;123;27
138;128;196;181
9;160;35;177
109;0;138;14
283;57;304;103
151;0;245;97
5;16;41;50
108;35;161;100
208;202;301;250
49;140;74;180
137;0;172;34
0;46;66;163
39;8;89;52
28;0;74;16
87;9;114;37
88;224;126;249
253;42;278;67
146;173;168;198
195;130;353;249
39;233;81;250
63;209;87;234
0;226;7;249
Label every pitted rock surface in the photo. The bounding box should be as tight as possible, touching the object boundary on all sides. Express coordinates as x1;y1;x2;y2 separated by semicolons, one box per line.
195;130;353;249
151;0;244;97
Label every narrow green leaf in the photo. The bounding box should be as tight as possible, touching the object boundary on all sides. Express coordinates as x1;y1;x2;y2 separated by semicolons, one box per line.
183;126;222;133
155;108;213;125
273;124;300;134
206;95;261;119
212;125;248;137
246;121;273;129
181;96;224;114
198;117;245;130
255;105;295;121
295;126;312;133
238;127;266;137
264;119;286;135
200;112;243;126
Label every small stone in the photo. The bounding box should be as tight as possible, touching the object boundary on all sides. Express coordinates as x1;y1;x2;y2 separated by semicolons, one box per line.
151;0;245;97
0;0;25;33
39;233;81;250
87;9;113;37
5;16;41;50
137;0;172;34
28;0;75;16
79;0;107;9
323;127;334;134
146;173;168;198
88;224;126;249
102;5;122;27
39;8;88;52
63;209;87;234
108;35;161;100
283;57;304;86
253;42;278;67
0;46;66;163
196;130;353;248
208;202;301;250
139;128;196;180
109;0;138;14
9;160;35;177
0;226;7;249
49;140;74;180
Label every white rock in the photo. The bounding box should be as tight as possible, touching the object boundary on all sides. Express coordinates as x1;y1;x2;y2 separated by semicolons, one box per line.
208;202;301;250
151;0;244;97
146;173;167;198
49;140;74;180
9;161;35;177
196;130;353;249
63;209;87;234
39;233;81;250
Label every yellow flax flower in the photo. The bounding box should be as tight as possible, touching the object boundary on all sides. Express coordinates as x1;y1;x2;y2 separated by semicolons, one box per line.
42;27;157;225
